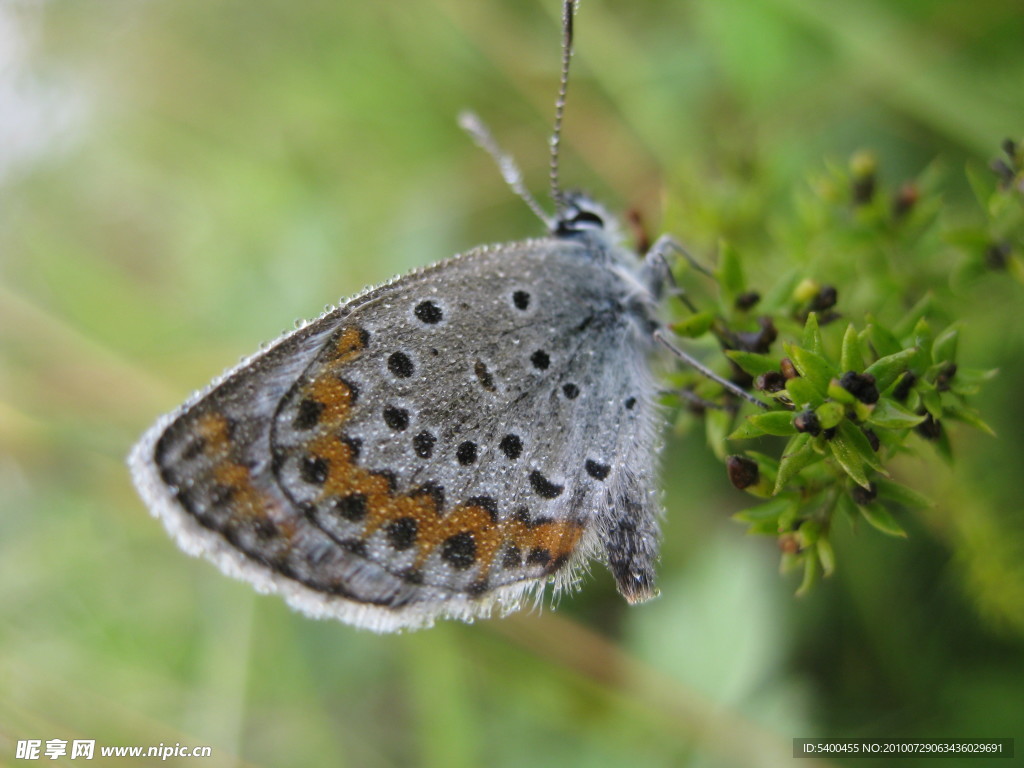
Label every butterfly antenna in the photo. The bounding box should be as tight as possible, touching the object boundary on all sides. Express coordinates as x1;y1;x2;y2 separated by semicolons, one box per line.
549;0;576;217
458;111;554;229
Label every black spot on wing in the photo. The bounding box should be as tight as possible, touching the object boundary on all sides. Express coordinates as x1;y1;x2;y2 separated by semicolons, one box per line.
529;470;563;499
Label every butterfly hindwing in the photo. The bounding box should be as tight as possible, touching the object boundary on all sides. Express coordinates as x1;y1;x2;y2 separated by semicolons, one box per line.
131;238;662;631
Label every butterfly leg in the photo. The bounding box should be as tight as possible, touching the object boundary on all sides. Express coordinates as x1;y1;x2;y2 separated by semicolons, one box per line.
644;234;715;278
640;234;714;312
654;330;768;408
642;235;769;409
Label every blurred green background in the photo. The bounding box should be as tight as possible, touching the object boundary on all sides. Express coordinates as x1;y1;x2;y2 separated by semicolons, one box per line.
2;0;1022;766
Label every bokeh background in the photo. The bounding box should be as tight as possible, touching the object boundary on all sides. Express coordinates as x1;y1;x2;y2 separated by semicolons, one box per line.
2;1;1022;766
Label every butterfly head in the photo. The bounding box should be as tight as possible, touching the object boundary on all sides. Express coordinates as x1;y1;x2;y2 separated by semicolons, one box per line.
552;191;624;246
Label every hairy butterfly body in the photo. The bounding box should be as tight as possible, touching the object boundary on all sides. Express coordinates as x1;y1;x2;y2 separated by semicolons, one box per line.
128;1;730;632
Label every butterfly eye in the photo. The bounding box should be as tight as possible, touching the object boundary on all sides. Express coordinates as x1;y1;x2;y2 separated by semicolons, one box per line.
570;210;604;228
554;208;605;237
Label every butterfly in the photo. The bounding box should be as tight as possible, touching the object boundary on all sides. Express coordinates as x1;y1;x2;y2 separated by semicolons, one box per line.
128;0;759;632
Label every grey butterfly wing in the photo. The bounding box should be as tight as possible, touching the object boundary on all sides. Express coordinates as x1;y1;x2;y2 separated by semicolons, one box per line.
130;237;662;631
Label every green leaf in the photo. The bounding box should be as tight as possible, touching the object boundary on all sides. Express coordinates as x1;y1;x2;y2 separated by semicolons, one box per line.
867;321;902;358
931;325;959;364
802;312;823;354
796;548;820;596
717;240;745;302
759;267;802;313
827;421;885;488
744;516;785;536
911;317;933;357
727;417;766;440
778;500;802;534
838;420;886;472
965;161;995;208
954;367;999;386
949;366;998;396
798;518;821;549
921;388;943;419
732;496;794;525
868;398;927;429
865;347;918;392
943;403;997;437
780;550;800;575
786;376;824;408
672;311;715;338
1009;254;1024;284
815;401;846;429
744;450;780;476
891;370;918;398
893;294;934;339
749;410;799;436
851;400;873;423
944;226;990;251
932;423;954;463
950;380;982;397
840;324;865;372
859;503;907;538
786;343;835;393
835;493;859;527
874;478;932;510
828;432;869;488
705;407;733;461
725;350;779;377
774;433;822;492
816;536;836;577
827;380;857;405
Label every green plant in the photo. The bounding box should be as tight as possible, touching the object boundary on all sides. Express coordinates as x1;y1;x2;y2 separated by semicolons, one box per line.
666;140;1021;594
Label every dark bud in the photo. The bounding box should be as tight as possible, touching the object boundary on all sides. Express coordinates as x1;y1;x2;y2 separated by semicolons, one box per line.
839;371;879;404
851;481;877;506
755;370;786;393
735;291;761;311
852;175;876;206
935;363;958;392
778;533;800;554
1003;138;1018;160
794;409;822;436
892;183;919;219
734;316;778;354
759;316;779;347
850;150;877;206
915;411;943;440
892;371;917;401
727;455;760;490
780;358;799;380
809;285;838;312
990;158;1015;185
863;427;880;452
985;241;1011;270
